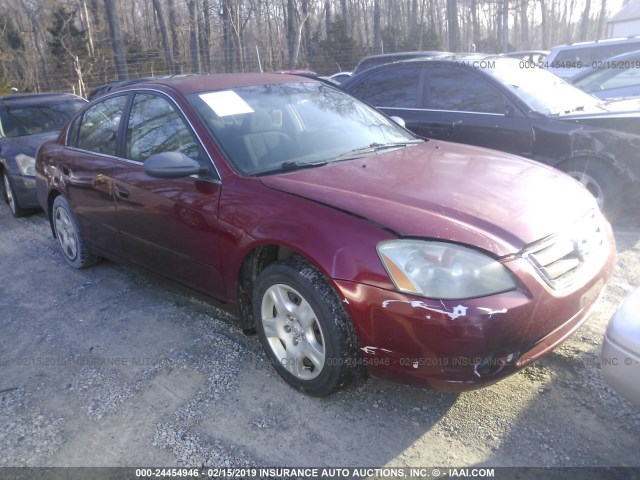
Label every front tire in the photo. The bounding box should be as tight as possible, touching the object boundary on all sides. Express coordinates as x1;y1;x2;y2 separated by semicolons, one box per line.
252;256;361;396
52;196;100;268
2;171;28;218
560;158;620;214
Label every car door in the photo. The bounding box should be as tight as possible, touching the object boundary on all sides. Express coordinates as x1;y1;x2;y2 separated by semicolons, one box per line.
421;65;534;157
111;91;226;299
63;94;129;255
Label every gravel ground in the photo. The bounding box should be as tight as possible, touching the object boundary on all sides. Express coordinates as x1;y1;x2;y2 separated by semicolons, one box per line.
0;198;639;474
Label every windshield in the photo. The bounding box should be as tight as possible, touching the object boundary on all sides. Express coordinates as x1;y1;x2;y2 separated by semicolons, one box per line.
0;99;85;138
484;60;603;116
188;82;418;175
573;57;640;93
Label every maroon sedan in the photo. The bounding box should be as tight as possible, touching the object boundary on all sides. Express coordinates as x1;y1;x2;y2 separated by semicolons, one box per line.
36;74;616;396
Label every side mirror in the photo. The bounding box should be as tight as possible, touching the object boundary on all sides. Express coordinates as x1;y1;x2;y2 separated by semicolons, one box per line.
144;152;204;178
389;116;406;128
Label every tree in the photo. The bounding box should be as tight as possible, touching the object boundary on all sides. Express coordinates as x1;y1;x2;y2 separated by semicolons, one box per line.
104;0;128;80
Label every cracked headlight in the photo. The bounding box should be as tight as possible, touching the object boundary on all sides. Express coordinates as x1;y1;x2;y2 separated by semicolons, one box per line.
15;153;36;177
377;240;516;299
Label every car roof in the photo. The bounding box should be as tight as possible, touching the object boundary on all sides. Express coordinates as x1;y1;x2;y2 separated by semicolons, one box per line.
102;73;321;96
349;53;505;73
549;35;640;51
353;51;448;74
0;92;85;107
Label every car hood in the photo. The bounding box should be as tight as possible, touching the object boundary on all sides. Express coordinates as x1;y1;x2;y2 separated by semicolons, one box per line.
259;141;596;257
0;131;59;156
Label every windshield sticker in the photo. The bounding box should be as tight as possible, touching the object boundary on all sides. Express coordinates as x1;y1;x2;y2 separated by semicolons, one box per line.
199;91;254;117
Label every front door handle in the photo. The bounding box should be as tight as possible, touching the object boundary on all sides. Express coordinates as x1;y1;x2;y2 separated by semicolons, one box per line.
115;184;130;199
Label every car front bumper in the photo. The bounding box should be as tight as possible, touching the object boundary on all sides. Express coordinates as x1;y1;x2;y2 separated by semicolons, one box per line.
602;287;640;407
335;229;616;392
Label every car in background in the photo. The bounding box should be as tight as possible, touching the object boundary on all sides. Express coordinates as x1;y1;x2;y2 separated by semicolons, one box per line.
544;36;640;80
0;93;86;217
36;74;615;396
88;77;161;100
501;50;549;66
571;50;640;100
342;54;640;212
602;287;640;407
352;51;446;76
326;71;352;84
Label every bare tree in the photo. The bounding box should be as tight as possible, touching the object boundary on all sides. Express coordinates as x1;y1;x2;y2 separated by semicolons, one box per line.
447;0;459;51
104;0;128;80
189;0;201;73
152;0;175;74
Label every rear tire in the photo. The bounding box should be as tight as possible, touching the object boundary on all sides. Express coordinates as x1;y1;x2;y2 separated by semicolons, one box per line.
52;196;100;268
252;255;361;396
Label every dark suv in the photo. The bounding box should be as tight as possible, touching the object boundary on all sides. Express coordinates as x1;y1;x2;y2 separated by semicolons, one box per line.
1;93;86;216
342;54;640;212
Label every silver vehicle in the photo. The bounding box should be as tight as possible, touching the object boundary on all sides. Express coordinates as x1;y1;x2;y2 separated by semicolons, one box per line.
545;36;640;80
602;287;640;407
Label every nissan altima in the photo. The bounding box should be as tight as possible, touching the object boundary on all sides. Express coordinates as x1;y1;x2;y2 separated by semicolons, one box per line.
36;74;616;396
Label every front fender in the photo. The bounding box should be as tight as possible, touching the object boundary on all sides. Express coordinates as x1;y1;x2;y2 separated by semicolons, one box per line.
217;176;397;303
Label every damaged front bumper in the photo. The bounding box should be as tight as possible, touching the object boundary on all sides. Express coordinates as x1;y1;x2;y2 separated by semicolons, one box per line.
333;226;616;392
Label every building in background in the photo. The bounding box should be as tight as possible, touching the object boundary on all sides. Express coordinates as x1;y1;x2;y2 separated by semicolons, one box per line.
608;0;640;37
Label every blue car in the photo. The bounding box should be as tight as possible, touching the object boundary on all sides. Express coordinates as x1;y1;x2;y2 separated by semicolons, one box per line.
571;50;640;100
1;93;86;217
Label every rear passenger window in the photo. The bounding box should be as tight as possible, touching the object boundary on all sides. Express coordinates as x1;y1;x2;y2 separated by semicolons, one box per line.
75;95;127;155
350;67;421;108
426;67;505;114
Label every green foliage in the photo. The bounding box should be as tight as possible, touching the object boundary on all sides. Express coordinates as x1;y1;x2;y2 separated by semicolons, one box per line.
310;18;365;74
48;6;88;63
0;13;23;50
0;79;13;95
381;24;442;53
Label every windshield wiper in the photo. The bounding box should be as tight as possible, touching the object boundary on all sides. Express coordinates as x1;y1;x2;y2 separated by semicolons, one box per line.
280;160;329;170
258;160;329;175
335;141;422;161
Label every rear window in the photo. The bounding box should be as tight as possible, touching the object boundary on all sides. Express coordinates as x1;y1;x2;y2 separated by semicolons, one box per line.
0;99;85;138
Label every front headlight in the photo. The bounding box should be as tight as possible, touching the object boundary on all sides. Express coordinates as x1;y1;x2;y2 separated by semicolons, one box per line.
15;153;36;177
377;240;516;299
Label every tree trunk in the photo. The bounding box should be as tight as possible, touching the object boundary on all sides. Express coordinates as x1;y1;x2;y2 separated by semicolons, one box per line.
540;0;548;49
446;0;459;52
520;0;529;50
221;0;232;72
597;0;608;37
151;0;175;74
324;0;331;37
200;0;211;72
373;0;382;54
188;0;201;73
167;0;182;73
580;0;592;41
286;0;298;67
104;0;128;80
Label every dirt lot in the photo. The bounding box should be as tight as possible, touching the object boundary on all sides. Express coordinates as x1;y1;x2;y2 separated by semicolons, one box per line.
1;198;639;474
